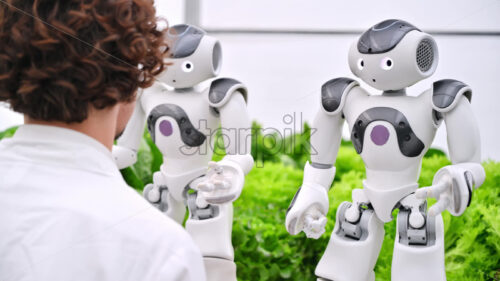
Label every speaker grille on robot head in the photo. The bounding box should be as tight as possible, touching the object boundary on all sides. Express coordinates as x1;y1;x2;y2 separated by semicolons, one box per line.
416;39;434;72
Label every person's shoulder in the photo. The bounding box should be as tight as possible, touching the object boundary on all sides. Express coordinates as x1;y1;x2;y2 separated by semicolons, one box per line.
0;137;15;161
104;190;204;277
72;184;203;268
95;186;197;248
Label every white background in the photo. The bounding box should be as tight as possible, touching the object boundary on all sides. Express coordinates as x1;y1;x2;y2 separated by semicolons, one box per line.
199;0;500;33
2;0;499;160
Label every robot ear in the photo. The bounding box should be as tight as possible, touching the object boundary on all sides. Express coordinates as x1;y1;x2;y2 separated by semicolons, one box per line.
212;41;222;75
415;36;438;77
348;41;361;77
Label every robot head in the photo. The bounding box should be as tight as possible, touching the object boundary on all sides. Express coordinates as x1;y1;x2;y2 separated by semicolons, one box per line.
348;19;439;91
158;24;222;88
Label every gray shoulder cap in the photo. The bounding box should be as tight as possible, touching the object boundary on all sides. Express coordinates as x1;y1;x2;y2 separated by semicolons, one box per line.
321;77;359;115
208;78;248;108
432;79;472;113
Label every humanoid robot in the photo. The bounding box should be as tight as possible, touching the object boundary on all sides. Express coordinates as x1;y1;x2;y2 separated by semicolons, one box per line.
113;24;254;281
285;19;485;281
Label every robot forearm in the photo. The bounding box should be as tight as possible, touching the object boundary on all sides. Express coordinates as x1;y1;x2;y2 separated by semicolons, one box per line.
438;162;485;188
285;162;335;238
112;145;138;170
116;91;147;152
417;162;485;217
303;161;336;191
216;89;252;157
113;92;146;169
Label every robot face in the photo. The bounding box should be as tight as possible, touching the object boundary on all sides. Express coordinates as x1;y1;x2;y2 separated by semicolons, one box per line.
157;25;223;88
348;20;439;91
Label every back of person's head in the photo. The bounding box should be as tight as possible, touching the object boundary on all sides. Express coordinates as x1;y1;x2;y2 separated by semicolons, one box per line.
0;0;167;123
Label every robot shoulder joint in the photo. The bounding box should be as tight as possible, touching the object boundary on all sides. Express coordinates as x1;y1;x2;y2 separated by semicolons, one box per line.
208;78;248;108
432;79;472;113
321;77;359;115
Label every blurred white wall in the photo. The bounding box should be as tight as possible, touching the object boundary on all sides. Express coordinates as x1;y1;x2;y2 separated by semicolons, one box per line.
155;0;185;26
200;0;500;33
0;104;22;131
2;0;499;161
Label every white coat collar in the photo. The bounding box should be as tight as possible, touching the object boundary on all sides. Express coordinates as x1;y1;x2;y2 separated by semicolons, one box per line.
7;124;121;177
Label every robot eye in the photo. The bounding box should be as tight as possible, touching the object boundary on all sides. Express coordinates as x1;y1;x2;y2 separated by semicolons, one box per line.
357;58;364;70
381;57;393;70
182;61;194;73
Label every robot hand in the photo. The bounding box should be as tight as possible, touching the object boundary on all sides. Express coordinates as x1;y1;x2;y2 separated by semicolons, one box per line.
285;182;329;239
196;160;245;205
112;145;137;170
415;163;484;216
143;172;165;205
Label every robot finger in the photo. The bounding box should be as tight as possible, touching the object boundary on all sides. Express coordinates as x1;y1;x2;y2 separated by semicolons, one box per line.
415;180;449;199
303;213;327;239
213;179;230;190
207;161;224;174
207;161;218;169
197;181;215;192
144;183;161;203
428;195;451;217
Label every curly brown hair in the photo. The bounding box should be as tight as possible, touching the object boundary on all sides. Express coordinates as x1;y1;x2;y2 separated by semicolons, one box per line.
0;0;167;123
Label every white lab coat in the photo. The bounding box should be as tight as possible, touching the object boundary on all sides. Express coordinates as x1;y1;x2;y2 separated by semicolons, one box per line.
0;125;206;281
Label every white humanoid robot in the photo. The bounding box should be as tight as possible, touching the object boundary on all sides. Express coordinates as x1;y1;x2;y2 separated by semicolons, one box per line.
113;24;254;281
285;19;485;281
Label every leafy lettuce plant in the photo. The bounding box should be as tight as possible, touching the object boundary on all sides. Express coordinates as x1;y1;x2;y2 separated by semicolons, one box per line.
233;153;500;281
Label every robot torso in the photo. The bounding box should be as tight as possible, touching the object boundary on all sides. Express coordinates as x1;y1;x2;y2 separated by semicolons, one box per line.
140;84;219;176
343;86;440;189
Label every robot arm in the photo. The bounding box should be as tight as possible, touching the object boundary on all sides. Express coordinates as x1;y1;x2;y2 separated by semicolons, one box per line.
285;78;356;239
218;88;253;174
196;78;254;204
113;91;147;169
416;80;485;216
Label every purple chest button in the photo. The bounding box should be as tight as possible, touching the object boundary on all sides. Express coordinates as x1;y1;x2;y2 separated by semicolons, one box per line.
159;120;173;137
370;125;390;146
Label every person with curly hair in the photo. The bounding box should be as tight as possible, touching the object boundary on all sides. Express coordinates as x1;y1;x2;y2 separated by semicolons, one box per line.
0;1;205;280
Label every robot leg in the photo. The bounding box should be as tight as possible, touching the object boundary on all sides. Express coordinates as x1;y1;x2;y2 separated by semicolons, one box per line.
392;200;445;281
143;172;186;224
315;198;385;281
185;191;236;281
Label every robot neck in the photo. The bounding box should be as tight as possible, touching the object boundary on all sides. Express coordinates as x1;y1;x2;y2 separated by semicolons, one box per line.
382;88;407;96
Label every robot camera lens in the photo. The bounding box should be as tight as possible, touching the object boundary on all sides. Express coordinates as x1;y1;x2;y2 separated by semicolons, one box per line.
357;58;365;70
182;61;194;72
381;57;394;70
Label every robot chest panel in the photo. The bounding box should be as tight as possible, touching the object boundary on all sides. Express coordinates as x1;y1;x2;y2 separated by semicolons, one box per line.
141;91;219;154
344;92;436;166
